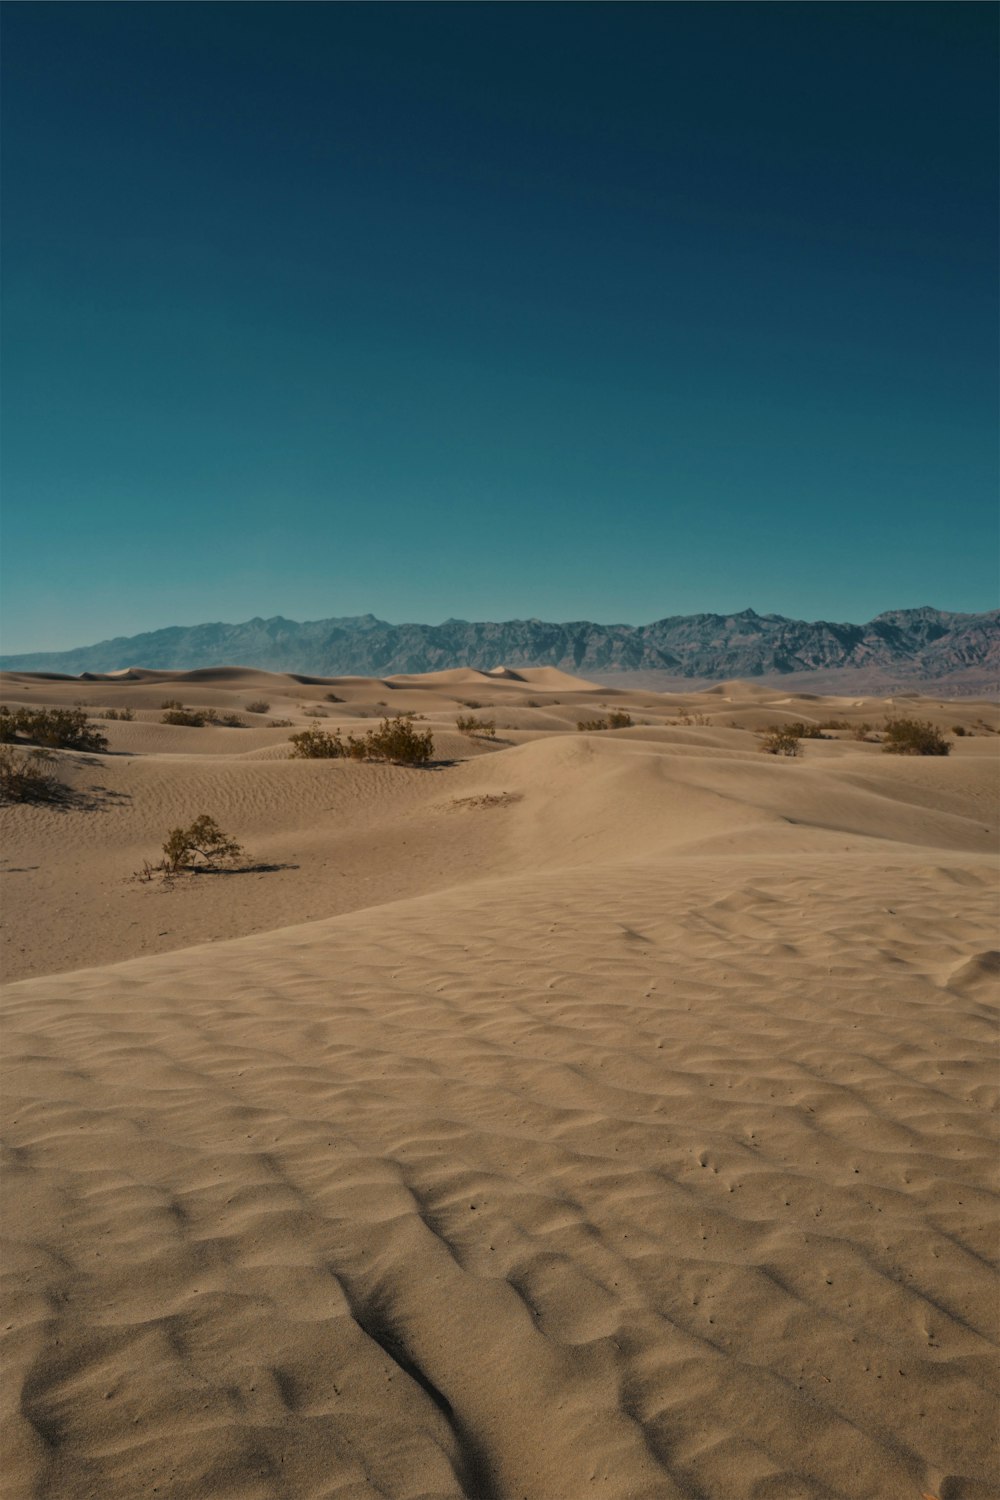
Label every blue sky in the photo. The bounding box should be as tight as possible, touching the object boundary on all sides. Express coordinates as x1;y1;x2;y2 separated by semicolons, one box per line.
2;2;996;651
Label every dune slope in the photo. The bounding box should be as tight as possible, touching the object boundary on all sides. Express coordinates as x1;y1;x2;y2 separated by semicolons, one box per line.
1;671;997;1500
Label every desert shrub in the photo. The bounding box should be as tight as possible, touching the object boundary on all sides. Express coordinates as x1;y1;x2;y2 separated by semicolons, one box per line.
952;724;967;737
460;699;483;710
607;709;633;729
782;720;824;740
456;715;496;737
364;716;433;765
217;713;247;728
268;717;294;728
0;706;108;753
245;700;270;714
882;717;951;756
303;706;328;717
760;726;801;756
851;721;874;742
526;699;540;708
289;716;434;766
577;717;607;731
162;707;206;727
0;746;65;803
155;815;245;876
289;727;347;758
324;692;343;703
817;718;851;731
101;706;135;721
160;698;183;710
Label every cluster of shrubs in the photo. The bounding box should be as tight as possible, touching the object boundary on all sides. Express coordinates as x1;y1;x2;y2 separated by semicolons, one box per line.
289;715;433;765
759;715;952;758
456;714;496;738
245;700;270;715
101;706;135;721
160;700;246;728
577;709;633;731
0;705;108;753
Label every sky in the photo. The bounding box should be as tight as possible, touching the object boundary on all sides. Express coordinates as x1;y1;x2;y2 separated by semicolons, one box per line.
2;2;997;652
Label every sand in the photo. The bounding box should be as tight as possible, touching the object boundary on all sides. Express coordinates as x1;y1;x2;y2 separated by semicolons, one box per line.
1;668;997;1499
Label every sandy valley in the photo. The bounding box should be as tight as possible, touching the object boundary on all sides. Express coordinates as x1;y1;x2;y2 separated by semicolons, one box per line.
1;666;997;1499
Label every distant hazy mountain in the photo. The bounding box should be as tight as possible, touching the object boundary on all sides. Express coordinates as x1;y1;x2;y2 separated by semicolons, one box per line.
3;607;997;690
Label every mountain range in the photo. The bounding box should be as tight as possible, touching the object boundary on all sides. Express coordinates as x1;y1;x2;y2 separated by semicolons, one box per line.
2;607;997;693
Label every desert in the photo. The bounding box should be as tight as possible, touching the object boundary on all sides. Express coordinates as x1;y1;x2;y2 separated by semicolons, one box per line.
0;666;997;1500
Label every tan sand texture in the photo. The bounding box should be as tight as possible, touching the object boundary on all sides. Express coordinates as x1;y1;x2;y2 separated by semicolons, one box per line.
1;669;998;1499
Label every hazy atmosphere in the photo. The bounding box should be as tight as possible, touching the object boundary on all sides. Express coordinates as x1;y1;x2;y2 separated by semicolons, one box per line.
2;2;997;652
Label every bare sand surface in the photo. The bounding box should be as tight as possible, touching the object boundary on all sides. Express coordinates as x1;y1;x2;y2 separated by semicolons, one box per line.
2;668;998;1499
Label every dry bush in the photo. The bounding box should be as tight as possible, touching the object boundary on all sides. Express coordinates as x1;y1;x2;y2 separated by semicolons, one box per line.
365;716;434;765
607;708;633;729
324;692;343;703
160;698;183;710
759;726;801;756
0;706;108;753
268;717;294;728
0;746;66;803
101;706;135;721
882;717;951;756
245;700;270;714
783;720;824;740
456;714;496;737
217;712;247;728
851;721;875;742
952;724;968;737
817;718;851;731
289;727;347;758
290;716;434;766
161;707;206;727
577;717;608;731
135;815;246;882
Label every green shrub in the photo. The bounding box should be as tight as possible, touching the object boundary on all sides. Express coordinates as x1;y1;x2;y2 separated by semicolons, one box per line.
154;815;245;876
882;717;951;756
0;746;65;803
760;727;801;756
0;706;108;752
456;714;496;737
245;700;270;714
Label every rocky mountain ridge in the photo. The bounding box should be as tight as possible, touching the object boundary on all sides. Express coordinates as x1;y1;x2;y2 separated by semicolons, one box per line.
3;607;997;691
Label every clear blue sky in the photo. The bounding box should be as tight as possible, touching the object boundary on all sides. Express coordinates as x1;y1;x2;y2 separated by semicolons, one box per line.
2;2;997;652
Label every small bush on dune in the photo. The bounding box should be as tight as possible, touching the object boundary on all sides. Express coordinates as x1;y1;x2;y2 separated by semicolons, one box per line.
160;698;183;710
289;715;434;766
882;717;951;756
851;721;875;742
456;714;496;738
0;746;66;803
268;717;294;728
324;693;343;703
759;726;801;756
365;716;434;765
784;720;823;740
952;724;967;737
162;707;206;727
134;815;246;882
0;706;108;753
289;727;347;758
577;717;608;731
303;706;328;717
217;712;246;728
607;708;633;729
245;700;270;715
817;718;851;731
101;706;135;721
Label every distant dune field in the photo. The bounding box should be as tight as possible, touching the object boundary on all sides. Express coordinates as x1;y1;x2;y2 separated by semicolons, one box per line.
2;667;997;1500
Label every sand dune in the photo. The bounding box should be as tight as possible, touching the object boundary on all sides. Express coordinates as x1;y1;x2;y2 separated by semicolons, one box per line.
1;670;997;1499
